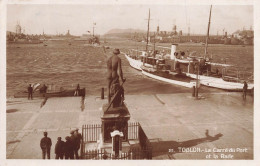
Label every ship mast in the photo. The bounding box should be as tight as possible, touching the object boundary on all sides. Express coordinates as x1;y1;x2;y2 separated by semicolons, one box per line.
204;5;212;58
145;9;150;52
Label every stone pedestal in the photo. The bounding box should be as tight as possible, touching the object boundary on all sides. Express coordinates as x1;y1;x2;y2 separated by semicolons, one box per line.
101;103;130;143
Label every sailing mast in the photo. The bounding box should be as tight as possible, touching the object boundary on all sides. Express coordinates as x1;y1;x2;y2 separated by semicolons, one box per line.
204;5;212;58
146;8;150;52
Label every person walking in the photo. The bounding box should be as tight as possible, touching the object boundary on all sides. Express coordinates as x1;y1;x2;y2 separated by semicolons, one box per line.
243;81;248;100
55;137;65;159
64;136;74;159
74;128;82;159
28;84;33;100
40;131;52;159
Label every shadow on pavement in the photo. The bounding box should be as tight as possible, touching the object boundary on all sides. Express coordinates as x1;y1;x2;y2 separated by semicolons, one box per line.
7;140;21;144
6;109;18;113
151;130;223;158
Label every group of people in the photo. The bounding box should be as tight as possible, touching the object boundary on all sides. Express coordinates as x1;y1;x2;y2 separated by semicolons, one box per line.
27;83;47;100
40;129;82;159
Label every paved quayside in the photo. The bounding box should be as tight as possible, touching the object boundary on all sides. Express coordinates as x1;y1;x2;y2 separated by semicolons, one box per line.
6;92;253;159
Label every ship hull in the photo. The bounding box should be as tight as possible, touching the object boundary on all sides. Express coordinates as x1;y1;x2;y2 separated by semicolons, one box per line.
185;73;253;91
141;67;194;88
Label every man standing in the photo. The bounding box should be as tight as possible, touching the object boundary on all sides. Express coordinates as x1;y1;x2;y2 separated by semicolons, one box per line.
74;128;82;159
106;48;126;107
70;130;76;159
40;84;48;94
64;136;74;159
55;137;64;159
243;81;248;100
40;131;52;159
28;84;33;100
74;84;80;96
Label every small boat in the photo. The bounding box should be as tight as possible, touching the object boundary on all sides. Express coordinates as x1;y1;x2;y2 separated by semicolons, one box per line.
14;84;85;98
45;88;85;97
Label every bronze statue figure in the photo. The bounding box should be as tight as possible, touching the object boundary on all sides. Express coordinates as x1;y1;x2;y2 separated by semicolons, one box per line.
106;48;126;108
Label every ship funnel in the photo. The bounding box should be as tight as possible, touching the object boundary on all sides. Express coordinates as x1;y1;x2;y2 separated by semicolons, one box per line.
171;44;177;59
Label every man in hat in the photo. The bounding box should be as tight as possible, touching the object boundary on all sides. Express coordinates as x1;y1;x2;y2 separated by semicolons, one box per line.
55;137;65;159
28;84;33;100
40;84;48;94
107;48;126;108
74;128;82;159
70;130;77;159
64;136;74;159
243;81;248;100
40;131;52;159
74;84;80;96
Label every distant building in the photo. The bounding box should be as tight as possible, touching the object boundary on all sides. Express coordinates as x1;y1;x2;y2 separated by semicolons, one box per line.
66;30;71;36
16;22;21;34
172;25;177;35
233;30;253;40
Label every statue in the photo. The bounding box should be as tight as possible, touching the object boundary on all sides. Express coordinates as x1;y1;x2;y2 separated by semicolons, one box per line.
100;48;130;143
107;48;126;108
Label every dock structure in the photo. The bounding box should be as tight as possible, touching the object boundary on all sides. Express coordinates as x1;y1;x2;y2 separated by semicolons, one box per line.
6;92;253;159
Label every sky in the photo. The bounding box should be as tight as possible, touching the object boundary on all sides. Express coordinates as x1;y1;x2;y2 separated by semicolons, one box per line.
6;4;253;36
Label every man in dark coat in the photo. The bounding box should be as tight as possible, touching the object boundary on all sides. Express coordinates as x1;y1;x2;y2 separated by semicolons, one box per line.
40;131;52;159
28;84;33;100
40;84;48;94
74;84;80;96
70;130;78;159
64;136;74;159
55;137;65;159
74;128;82;159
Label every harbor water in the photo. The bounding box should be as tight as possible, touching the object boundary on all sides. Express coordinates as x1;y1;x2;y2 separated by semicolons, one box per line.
6;40;254;98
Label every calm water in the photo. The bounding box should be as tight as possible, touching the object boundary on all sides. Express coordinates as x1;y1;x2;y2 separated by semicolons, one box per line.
6;40;254;98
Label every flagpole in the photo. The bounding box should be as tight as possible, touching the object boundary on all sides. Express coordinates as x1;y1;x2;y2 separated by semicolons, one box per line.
146;9;150;52
93;22;96;37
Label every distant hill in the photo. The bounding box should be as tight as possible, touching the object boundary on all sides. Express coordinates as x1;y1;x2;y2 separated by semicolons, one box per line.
104;28;146;39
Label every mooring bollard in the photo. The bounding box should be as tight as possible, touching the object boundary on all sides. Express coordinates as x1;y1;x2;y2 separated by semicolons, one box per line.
192;86;195;97
195;88;199;98
101;87;104;99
